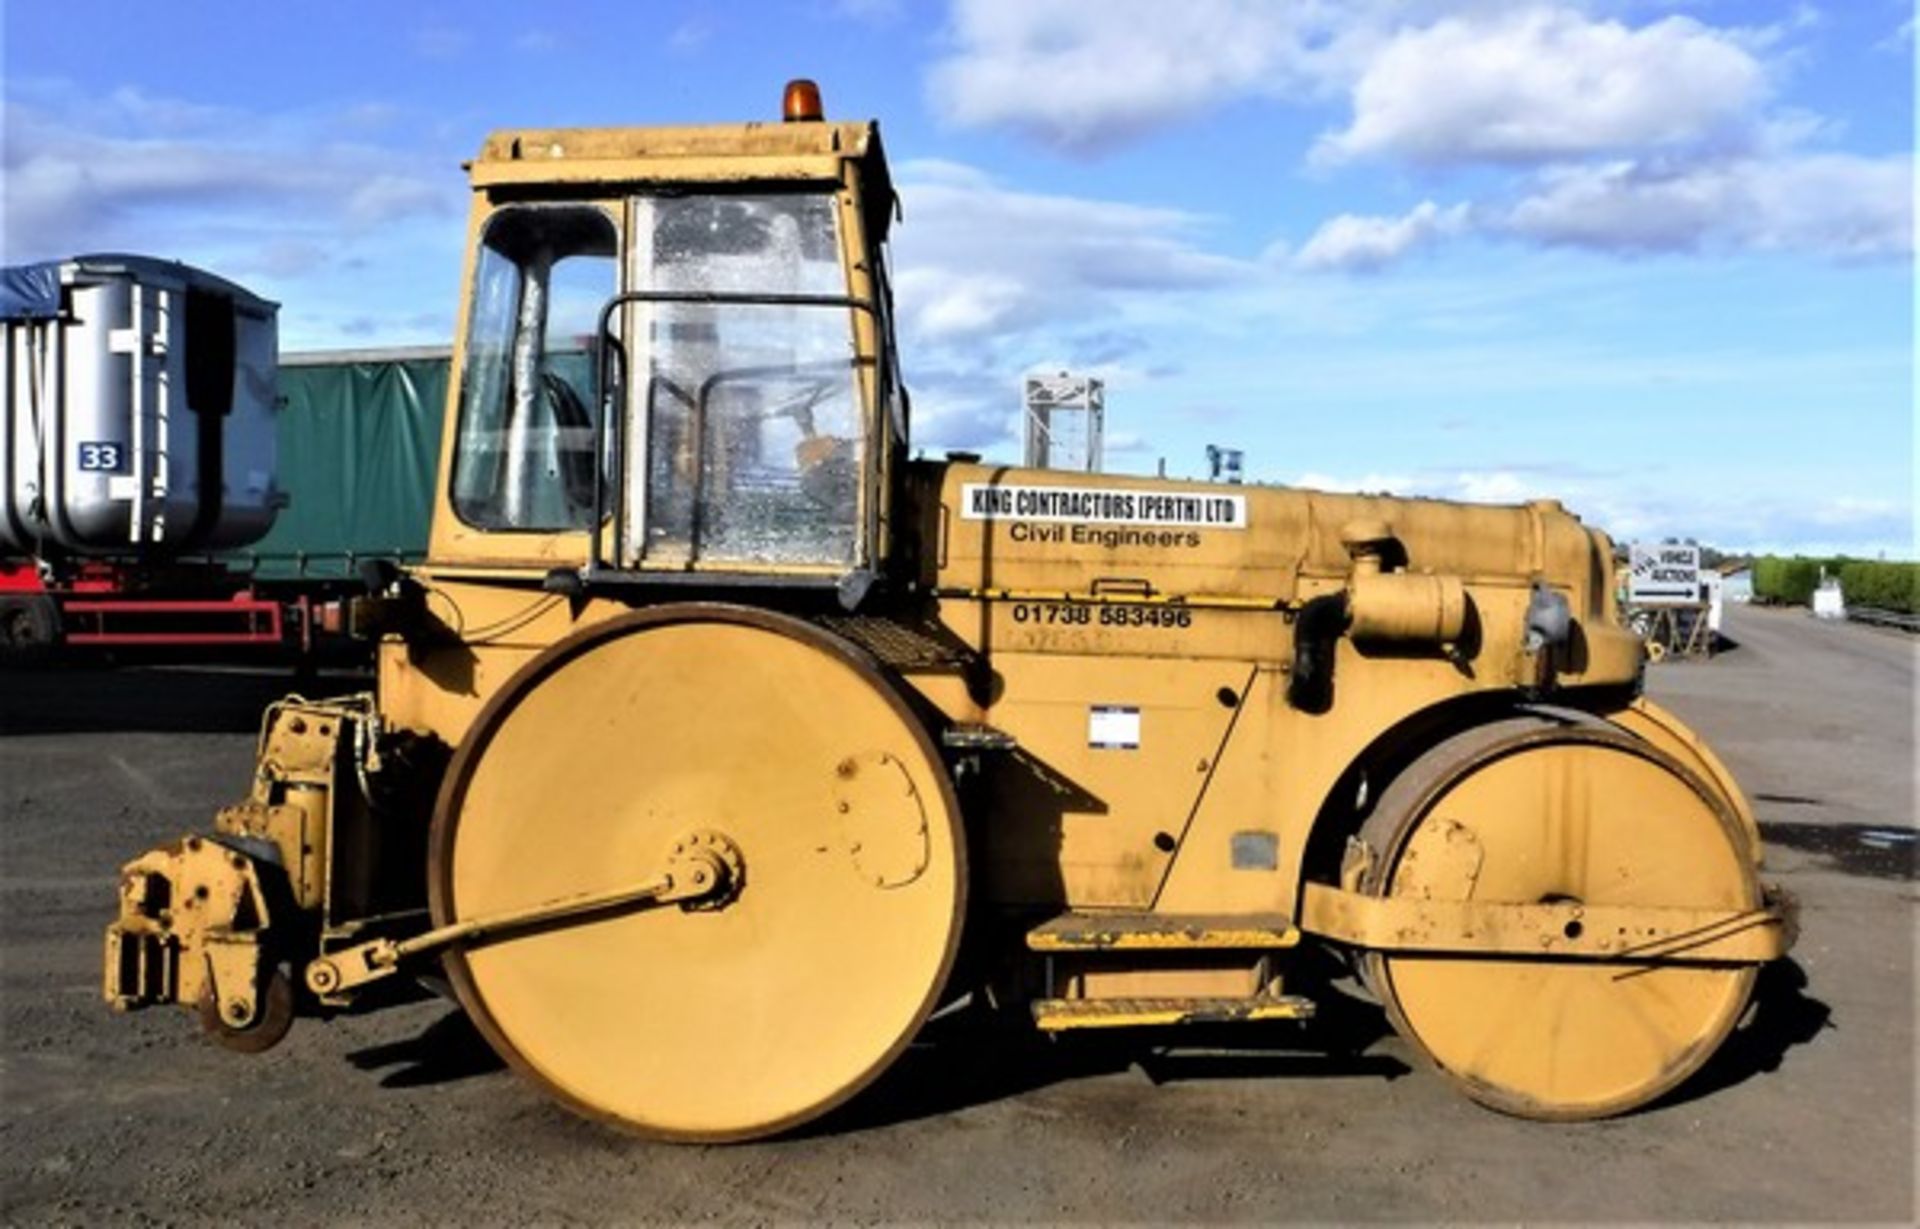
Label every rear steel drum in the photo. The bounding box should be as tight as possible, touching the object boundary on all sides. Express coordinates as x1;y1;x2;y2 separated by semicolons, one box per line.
1360;717;1761;1120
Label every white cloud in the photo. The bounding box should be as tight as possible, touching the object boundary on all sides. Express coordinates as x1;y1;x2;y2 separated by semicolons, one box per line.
1291;465;1612;518
894;157;994;188
337;101;404;133
240;239;330;279
1504;152;1914;258
832;0;903;21
926;0;1377;154
930;2;1904;271
1285;467;1914;556
1;80;465;347
411;25;471;59
1293;152;1913;270
1289;468;1585;504
99;85;233;135
889;161;1251;451
893;162;1246;342
1292;470;1417;494
668;19;712;54
1449;469;1542;504
1;85;457;263
928;1;1905;272
1295;200;1470;271
895;268;1028;339
928;2;1777;163
1876;14;1916;53
1315;7;1766;166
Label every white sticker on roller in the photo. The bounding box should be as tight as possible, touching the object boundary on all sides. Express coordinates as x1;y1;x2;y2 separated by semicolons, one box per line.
1088;705;1140;750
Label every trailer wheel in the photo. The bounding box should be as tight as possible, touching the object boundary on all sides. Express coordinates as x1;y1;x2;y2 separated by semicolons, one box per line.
0;594;60;663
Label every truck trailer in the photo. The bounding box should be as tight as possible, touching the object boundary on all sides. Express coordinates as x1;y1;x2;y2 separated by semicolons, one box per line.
1;254;441;663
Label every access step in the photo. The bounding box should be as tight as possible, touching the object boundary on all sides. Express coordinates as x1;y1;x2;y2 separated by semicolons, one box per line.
1025;912;1301;952
1032;994;1316;1032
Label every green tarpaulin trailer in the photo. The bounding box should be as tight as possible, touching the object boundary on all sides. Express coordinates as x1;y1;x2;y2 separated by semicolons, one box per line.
232;347;448;580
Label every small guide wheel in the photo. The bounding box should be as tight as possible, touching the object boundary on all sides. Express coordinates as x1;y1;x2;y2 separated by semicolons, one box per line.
1359;717;1761;1120
197;967;296;1054
431;605;965;1142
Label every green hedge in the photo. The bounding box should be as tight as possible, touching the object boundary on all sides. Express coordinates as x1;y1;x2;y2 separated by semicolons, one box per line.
1752;556;1831;605
1754;555;1919;613
1838;560;1920;613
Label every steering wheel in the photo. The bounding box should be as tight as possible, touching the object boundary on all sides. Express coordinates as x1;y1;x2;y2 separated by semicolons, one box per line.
540;372;598;515
762;375;840;440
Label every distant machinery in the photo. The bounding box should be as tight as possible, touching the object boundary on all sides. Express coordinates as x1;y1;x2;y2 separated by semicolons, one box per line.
1023;372;1104;472
1206;445;1245;484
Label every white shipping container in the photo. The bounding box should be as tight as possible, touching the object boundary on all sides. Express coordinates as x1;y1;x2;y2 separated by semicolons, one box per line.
1;255;280;557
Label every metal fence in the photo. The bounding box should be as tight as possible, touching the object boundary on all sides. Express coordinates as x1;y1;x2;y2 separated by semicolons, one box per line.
1846;606;1920;633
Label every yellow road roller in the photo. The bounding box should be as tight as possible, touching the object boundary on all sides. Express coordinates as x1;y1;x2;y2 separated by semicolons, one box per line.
103;81;1795;1140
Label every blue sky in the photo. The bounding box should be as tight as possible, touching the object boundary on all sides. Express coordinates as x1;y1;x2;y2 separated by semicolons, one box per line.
4;1;1912;556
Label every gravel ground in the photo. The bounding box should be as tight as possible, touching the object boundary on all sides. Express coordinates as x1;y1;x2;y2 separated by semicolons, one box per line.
1;604;1913;1224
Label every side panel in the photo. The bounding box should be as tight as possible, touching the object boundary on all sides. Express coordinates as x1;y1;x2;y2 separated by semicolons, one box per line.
1152;654;1504;916
914;589;1541;913
971;650;1247;907
375;575;634;748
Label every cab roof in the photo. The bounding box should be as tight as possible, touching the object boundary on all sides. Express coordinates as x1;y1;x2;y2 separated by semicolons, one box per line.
467;120;895;240
473;119;878;166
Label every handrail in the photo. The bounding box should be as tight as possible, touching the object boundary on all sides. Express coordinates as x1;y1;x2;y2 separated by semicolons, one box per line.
587;289;877;580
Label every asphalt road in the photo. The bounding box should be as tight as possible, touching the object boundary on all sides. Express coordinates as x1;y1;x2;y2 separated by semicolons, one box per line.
1;604;1913;1223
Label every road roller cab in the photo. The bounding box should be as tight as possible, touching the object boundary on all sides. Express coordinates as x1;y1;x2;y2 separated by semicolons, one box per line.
103;82;1797;1141
426;77;905;602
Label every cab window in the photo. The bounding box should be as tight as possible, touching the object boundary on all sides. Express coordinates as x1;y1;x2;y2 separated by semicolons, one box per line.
453;205;617;531
623;192;862;567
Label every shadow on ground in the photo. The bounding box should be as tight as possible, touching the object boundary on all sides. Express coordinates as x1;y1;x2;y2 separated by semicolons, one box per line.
341;971;1410;1134
339;955;1834;1136
0;664;369;735
347;1008;507;1089
1645;958;1832;1114
809;973;1409;1139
